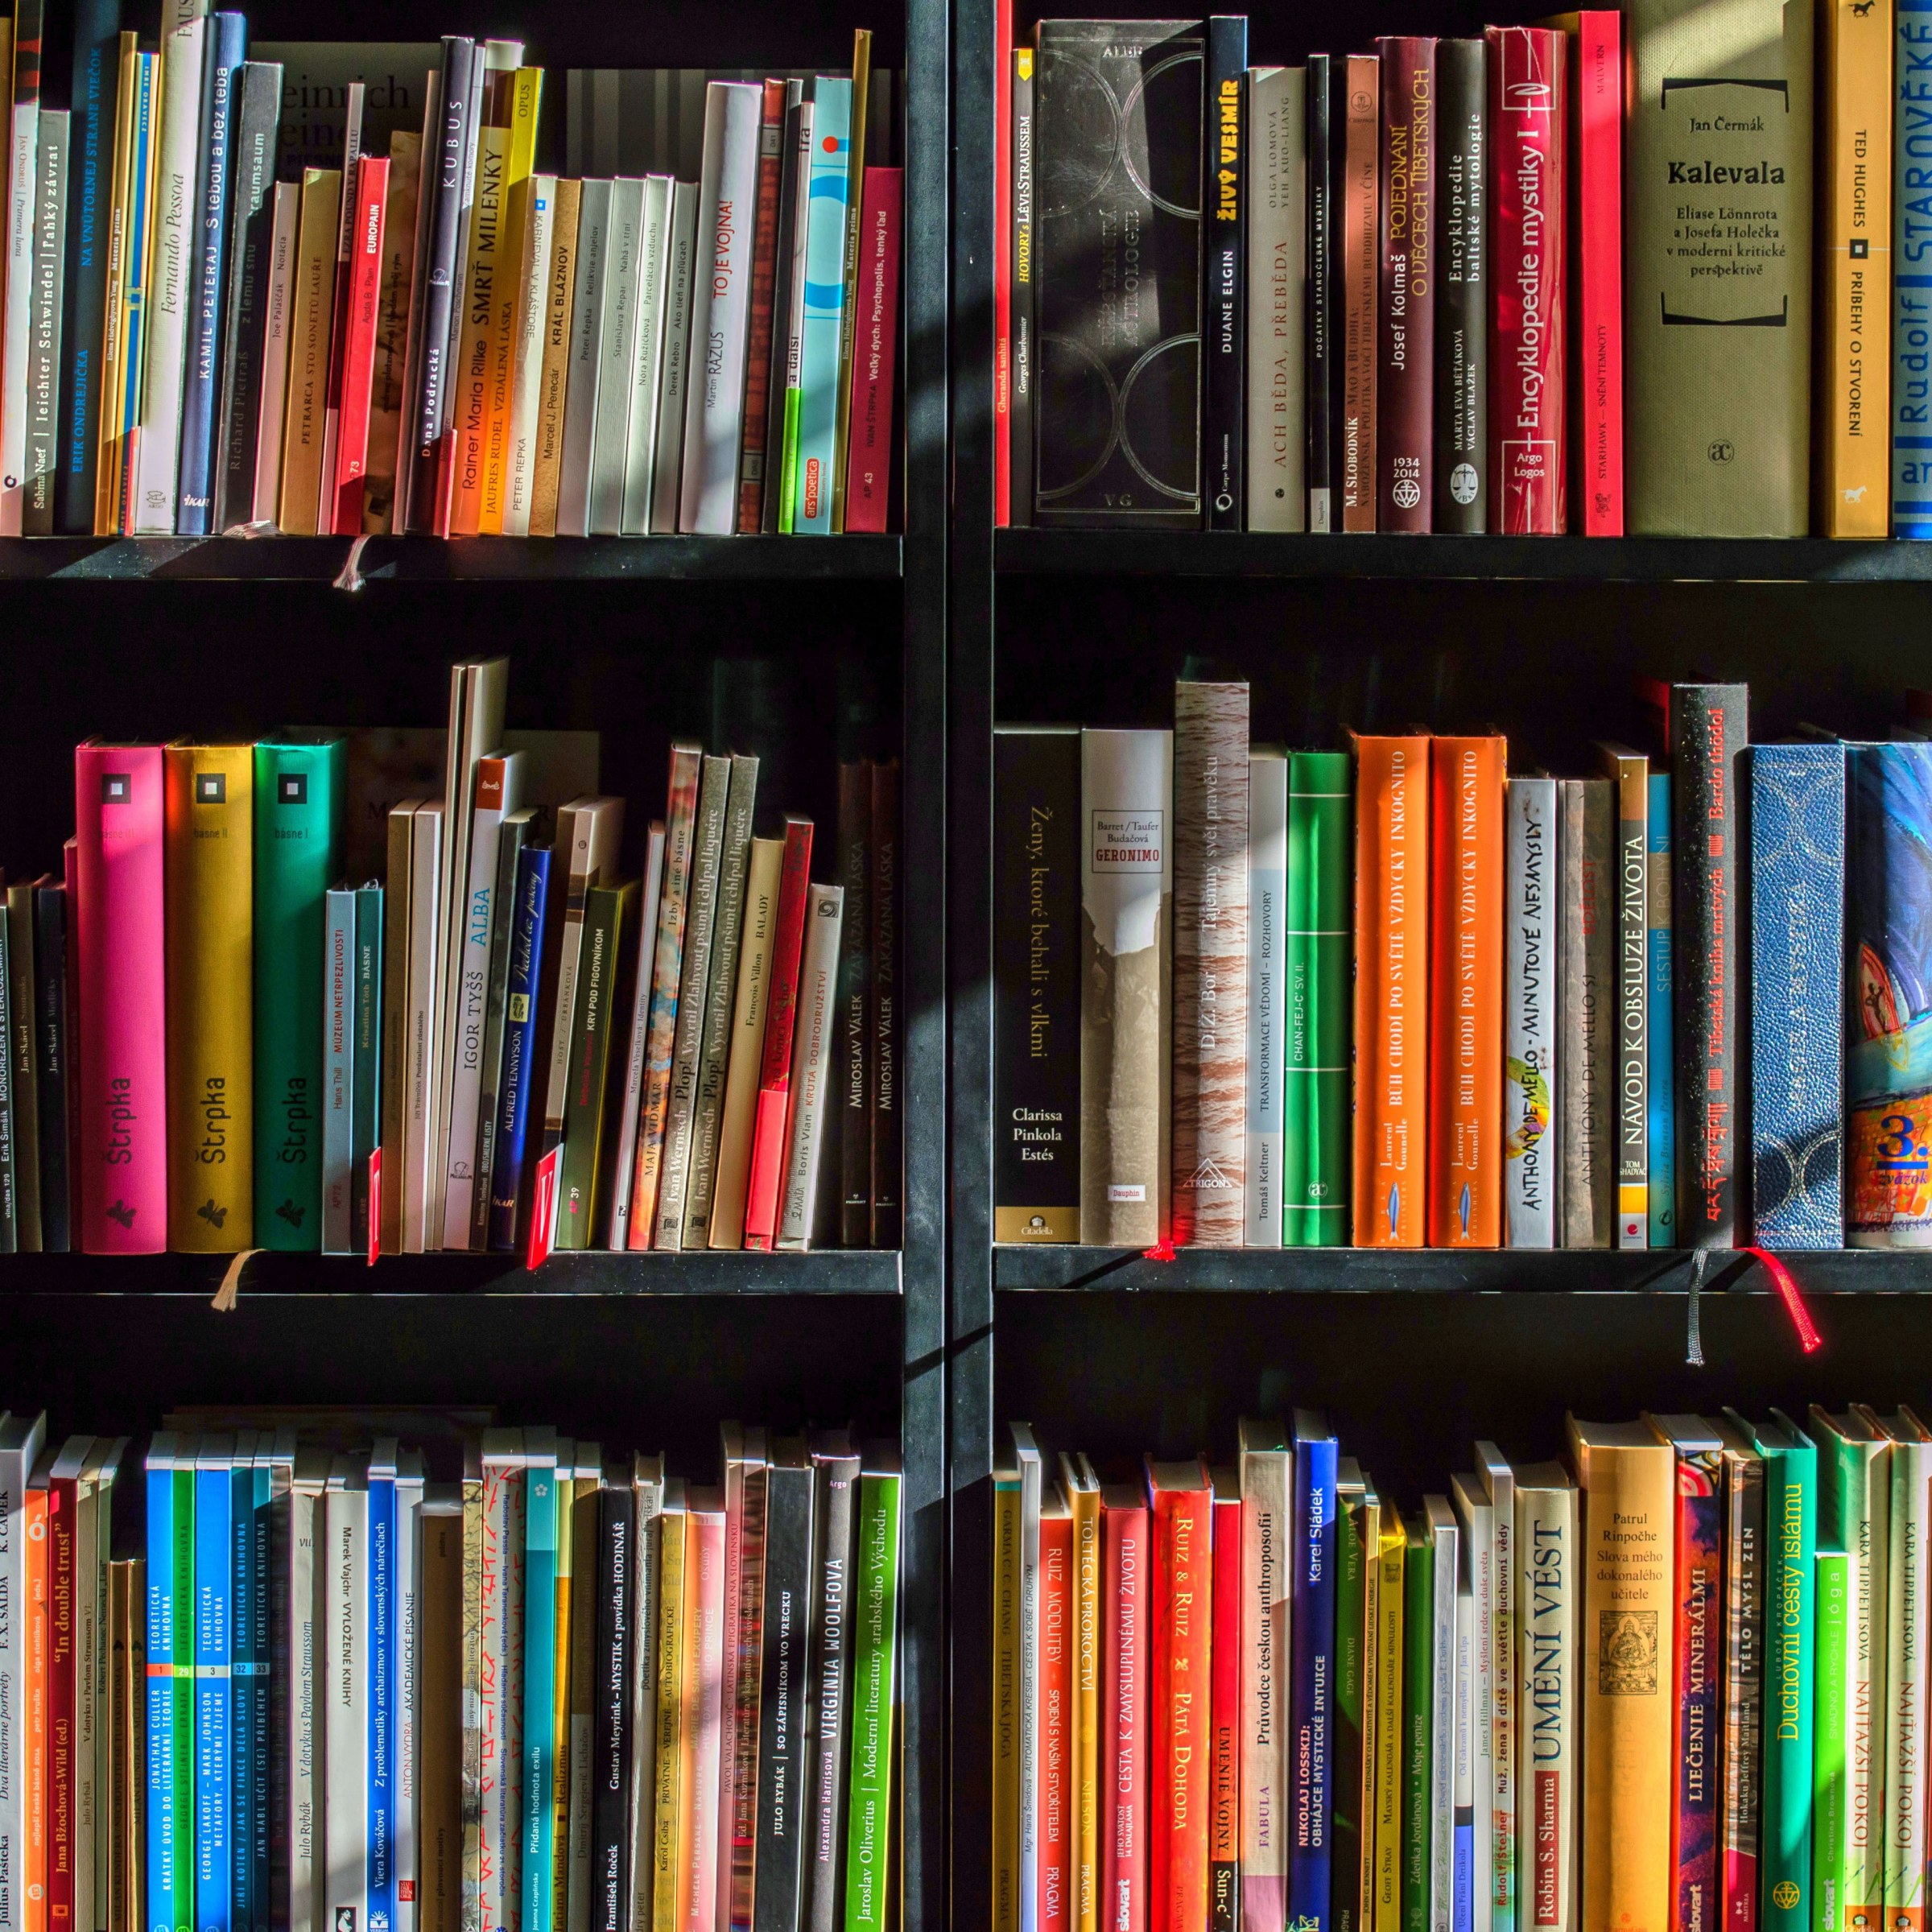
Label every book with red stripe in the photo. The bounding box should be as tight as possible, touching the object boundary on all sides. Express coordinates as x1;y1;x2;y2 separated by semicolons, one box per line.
737;78;788;533
1042;1489;1074;1932
47;1439;90;1932
1104;1480;1150;1932
1148;1459;1211;1932
331;154;390;535
742;815;815;1251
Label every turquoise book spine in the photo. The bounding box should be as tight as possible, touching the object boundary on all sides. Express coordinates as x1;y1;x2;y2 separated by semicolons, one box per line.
1760;1413;1819;1932
520;1447;559;1932
791;77;851;535
1645;772;1674;1245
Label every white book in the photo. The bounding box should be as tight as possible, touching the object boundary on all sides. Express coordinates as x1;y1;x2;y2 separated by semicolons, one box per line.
441;749;525;1249
554;175;609;537
1244;65;1306;533
251;181;300;528
0;56;39;535
1245;750;1287;1245
502;172;555;535
620;174;672;535
1474;1444;1518;1932
1876;1414;1930;1922
394;1449;425;1932
323;884;357;1253
1505;778;1558;1249
1513;1463;1577;1932
1451;1475;1496;1932
648;179;698;534
606;820;667;1250
0;1410;44;1932
480;1432;529;1932
131;14;207;533
402;801;444;1253
289;1448;328;1932
325;1457;369;1932
774;881;845;1249
677;81;763;534
588;175;645;536
1236;1418;1290;1932
1425;1496;1459;1932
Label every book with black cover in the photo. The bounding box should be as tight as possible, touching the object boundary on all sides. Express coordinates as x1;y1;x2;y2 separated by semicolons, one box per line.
836;759;873;1249
1034;19;1204;527
869;756;901;1249
589;1482;633;1932
1434;38;1485;532
1203;15;1245;528
803;1433;860;1932
213;60;284;533
32;881;68;1253
58;0;121;534
1305;54;1337;531
753;1443;815;1932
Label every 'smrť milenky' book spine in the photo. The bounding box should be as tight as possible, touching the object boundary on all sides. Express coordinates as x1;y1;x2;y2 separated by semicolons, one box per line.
1202;15;1246;530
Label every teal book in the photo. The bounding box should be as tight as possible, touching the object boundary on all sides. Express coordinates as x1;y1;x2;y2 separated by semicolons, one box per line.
521;1435;562;1932
1813;1545;1851;1932
842;1447;902;1932
1402;1514;1433;1932
1645;772;1674;1245
252;738;343;1249
790;76;851;535
1284;749;1352;1245
350;882;382;1253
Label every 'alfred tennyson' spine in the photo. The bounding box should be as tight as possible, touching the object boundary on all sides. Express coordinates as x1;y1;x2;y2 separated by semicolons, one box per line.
1203;16;1247;529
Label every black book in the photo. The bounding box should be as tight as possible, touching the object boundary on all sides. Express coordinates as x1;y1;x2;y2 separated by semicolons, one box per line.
1011;48;1036;526
592;1483;634;1932
213;61;284;533
752;1443;816;1932
1034;19;1204;527
1305;54;1336;531
803;1432;860;1932
1203;14;1246;529
33;881;68;1253
1433;39;1486;532
869;758;901;1249
0;911;15;1253
57;0;120;534
836;761;873;1248
762;80;807;535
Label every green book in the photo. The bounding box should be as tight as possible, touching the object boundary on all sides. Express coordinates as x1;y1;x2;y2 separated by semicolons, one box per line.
1814;1545;1851;1932
521;1433;563;1932
1332;1473;1369;1932
252;737;344;1250
842;1447;903;1932
1402;1513;1434;1932
556;877;636;1251
350;882;383;1253
1284;749;1352;1245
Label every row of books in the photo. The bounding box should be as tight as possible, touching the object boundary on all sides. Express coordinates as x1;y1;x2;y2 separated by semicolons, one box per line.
0;1;902;538
993;681;1926;1252
0;1410;902;1932
993;1404;1918;1932
992;2;1909;539
0;663;902;1257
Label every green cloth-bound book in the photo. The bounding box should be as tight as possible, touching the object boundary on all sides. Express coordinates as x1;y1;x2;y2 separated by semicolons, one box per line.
252;737;343;1249
1285;750;1352;1245
1814;1546;1852;1932
1402;1513;1434;1932
844;1446;903;1932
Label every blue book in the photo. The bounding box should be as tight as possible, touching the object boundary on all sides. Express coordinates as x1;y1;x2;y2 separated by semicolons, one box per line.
323;884;357;1254
195;1437;234;1932
488;844;552;1252
1289;1409;1337;1932
247;1445;274;1932
146;1434;182;1932
175;9;246;534
790;76;851;535
229;1435;256;1932
368;1443;398;1932
59;0;122;532
1748;744;1846;1248
1646;773;1674;1247
1896;0;1932;538
521;1437;561;1932
351;884;383;1253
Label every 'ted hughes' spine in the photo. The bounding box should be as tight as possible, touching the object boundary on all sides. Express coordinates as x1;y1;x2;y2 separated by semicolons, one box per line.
1203;16;1247;529
1377;37;1436;533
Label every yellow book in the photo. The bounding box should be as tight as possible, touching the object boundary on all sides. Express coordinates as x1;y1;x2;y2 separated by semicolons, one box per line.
1371;1512;1406;1932
163;743;254;1251
1818;0;1893;535
993;1455;1021;1932
94;32;138;535
449;47;519;536
1567;1418;1674;1932
550;1440;577;1932
1060;1455;1100;1932
529;175;581;538
652;1487;687;1932
480;66;543;532
278;167;341;534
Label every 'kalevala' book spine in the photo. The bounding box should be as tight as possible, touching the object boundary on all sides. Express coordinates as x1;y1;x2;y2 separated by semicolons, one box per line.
993;726;1081;1242
1646;773;1674;1248
57;0;120;535
24;113;71;536
1203;15;1247;529
1011;49;1035;528
1597;746;1648;1248
1670;683;1748;1246
1504;776;1557;1250
1433;39;1484;532
488;842;552;1253
1558;778;1615;1249
1305;53;1336;532
1245;66;1305;533
1377;36;1436;533
211;60;282;534
1748;743;1845;1249
753;1450;815;1932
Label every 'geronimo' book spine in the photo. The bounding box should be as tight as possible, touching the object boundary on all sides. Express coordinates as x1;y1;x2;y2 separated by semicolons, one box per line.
1340;55;1380;531
1434;39;1484;532
1503;778;1556;1249
1377;36;1436;533
1203;16;1246;529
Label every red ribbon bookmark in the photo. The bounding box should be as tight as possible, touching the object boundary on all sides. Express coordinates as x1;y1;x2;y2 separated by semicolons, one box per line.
1744;1247;1823;1355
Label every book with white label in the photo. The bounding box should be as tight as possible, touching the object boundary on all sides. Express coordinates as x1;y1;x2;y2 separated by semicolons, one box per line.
774;881;845;1250
1513;1462;1577;1932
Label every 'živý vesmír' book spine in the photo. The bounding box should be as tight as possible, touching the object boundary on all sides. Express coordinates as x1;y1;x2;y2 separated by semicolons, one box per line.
1202;16;1247;530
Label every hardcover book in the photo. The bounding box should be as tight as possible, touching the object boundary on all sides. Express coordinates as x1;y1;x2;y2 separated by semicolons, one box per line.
1513;1463;1577;1932
1504;778;1558;1249
1377;37;1436;534
1306;54;1337;530
1148;1460;1211;1932
1284;750;1352;1246
1893;0;1932;535
1340;56;1380;531
1245;751;1286;1245
1434;39;1485;533
1102;1483;1150;1932
1202;17;1246;530
1596;745;1648;1247
1245;67;1305;532
1290;1414;1338;1932
1237;1421;1290;1932
1711;1418;1765;1932
1558;778;1614;1249
1208;1472;1241;1932
1647;774;1675;1248
1571;14;1624;536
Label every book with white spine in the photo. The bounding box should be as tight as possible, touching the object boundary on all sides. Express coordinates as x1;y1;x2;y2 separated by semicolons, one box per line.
1244;64;1305;532
502;172;555;535
677;81;763;534
774;881;845;1250
250;180;299;526
1236;1417;1291;1932
1513;1463;1577;1932
1245;749;1287;1245
289;1447;328;1932
395;1448;425;1932
1504;777;1558;1248
324;1456;369;1932
620;171;671;535
1451;1474;1496;1932
553;174;608;536
647;178;697;534
0;0;43;535
586;173;643;536
402;800;444;1253
130;14;206;533
1474;1444;1517;1932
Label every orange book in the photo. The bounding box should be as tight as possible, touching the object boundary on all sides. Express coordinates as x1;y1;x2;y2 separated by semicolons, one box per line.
25;1472;48;1932
1040;1495;1073;1932
1350;734;1430;1246
1146;1459;1211;1932
1426;733;1505;1245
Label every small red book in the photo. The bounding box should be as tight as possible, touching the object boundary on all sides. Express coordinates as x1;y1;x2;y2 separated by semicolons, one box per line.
737;78;789;533
1377;38;1438;532
844;167;902;535
1041;1495;1075;1932
332;154;390;535
1573;11;1623;535
1147;1459;1212;1932
1104;1483;1150;1932
742;816;816;1250
1208;1476;1241;1932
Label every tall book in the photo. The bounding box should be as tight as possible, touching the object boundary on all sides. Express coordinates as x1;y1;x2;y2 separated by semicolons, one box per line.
707;836;782;1250
1340;55;1380;531
1513;1463;1577;1932
1503;778;1558;1250
829;29;874;538
1306;55;1337;531
648;180;697;536
23;109;68;536
1711;1418;1766;1932
1284;749;1351;1246
0;0;45;537
1290;1414;1339;1932
1625;0;1813;534
57;0;120;535
277;167;341;534
1245;750;1287;1245
753;1446;813;1932
789;76;849;535
1596;745;1649;1247
1447;1472;1496;1932
1102;1481;1149;1932
1208;1472;1240;1932
806;1435;861;1932
1814;1545;1852;1932
1376;37;1435;533
1646;774;1675;1248
551;171;606;537
742;819;814;1252
249;180;296;527
1894;0;1932;534
329;153;390;535
774;883;844;1253
736;77;788;534
1571;14;1623;536
583;171;638;535
1201;16;1246;530
1557;778;1614;1249
557;880;637;1252
840;1449;900;1932
1080;728;1173;1248
1434;39;1485;532
1237;1422;1290;1932
834;762;873;1249
1148;1459;1211;1932
1246;65;1305;532
1402;1509;1435;1932
843;166;901;535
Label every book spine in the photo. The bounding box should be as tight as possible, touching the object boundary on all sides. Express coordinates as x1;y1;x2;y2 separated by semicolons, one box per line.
761;83;805;535
727;1463;768;1932
443;760;513;1250
330;153;389;533
169;1460;196;1932
399;39;469;533
0;914;14;1252
1880;1441;1925;1932
742;821;815;1249
327;1475;369;1932
1208;1493;1241;1932
33;885;68;1252
211;61;282;533
1669;685;1748;1246
1646;800;1675;1251
23;111;68;535
1814;1550;1852;1932
1042;1514;1073;1932
369;1467;396;1932
737;78;787;533
1104;1502;1149;1932
1306;56;1335;532
1245;753;1287;1245
1719;1451;1764;1932
143;1453;177;1932
57;0;118;535
1340;56;1380;531
993;0;1013;526
1453;1575;1475;1932
46;1475;75;1932
869;759;902;1248
486;846;551;1253
1894;0;1932;536
1760;1441;1817;1932
1246;66;1304;533
753;1463;813;1932
1010;56;1034;526
650;1505;686;1932
1485;27;1566;534
775;886;845;1251
806;1454;858;1932
1291;1439;1338;1932
1607;755;1648;1247
843;167;901;534
279;167;344;535
1070;1480;1100;1932
1516;1488;1575;1932
836;762;873;1248
1557;781;1615;1249
646;179;697;536
316;81;367;523
791;78;850;534
471;815;527;1248
1403;1521;1435;1932
1200;18;1246;529
1239;1450;1290;1932
548;173;603;536
776;103;815;533
1434;40;1485;531
587;171;640;536
687;1510;729;1932
1575;14;1623;536
195;1455;233;1932
1334;1496;1369;1932
1748;745;1845;1248
351;886;382;1253
1151;1487;1210;1932
1503;778;1557;1249
322;886;355;1253
503;166;557;537
559;884;634;1250
0;0;44;535
1377;37;1435;533
111;49;160;534
250;181;296;526
5;890;39;1253
522;1459;559;1932
365;121;425;537
590;1490;632;1932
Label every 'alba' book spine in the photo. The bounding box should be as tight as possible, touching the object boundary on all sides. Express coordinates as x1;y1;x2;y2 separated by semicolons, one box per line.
1503;778;1557;1249
1894;0;1932;535
1376;36;1436;533
1557;779;1614;1249
1645;774;1674;1247
1596;746;1648;1247
1245;751;1287;1245
1573;14;1623;536
1284;750;1352;1246
774;884;844;1252
1340;55;1380;530
1245;66;1305;532
1202;16;1247;530
1433;39;1484;532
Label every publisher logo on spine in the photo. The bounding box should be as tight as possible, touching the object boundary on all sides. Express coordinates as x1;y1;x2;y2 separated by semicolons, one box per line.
1090;809;1163;872
196;772;227;804
101;772;131;804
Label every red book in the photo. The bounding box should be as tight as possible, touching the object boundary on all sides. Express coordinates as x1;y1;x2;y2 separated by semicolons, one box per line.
1042;1496;1074;1932
1572;11;1623;535
737;79;790;533
1340;56;1381;531
47;1451;78;1932
62;841;80;1208
1487;26;1568;533
1208;1477;1241;1932
72;744;166;1255
742;815;816;1250
844;167;903;535
994;0;1014;526
332;154;391;535
1146;1459;1212;1932
1377;37;1438;532
1664;1431;1723;1932
1104;1483;1150;1932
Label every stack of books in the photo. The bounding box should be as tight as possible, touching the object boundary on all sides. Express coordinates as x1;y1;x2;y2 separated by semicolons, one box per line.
995;3;1912;537
0;10;902;538
994;683;1930;1252
0;1410;902;1932
994;1405;1909;1932
0;655;902;1257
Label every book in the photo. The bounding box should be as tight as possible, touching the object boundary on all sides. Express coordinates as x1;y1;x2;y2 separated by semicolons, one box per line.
2;886;35;1252
313;75;368;521
788;76;849;534
1372;1496;1407;1932
1172;682;1249;1247
1102;1481;1149;1932
1208;1471;1240;1932
363;125;424;535
1200;17;1246;530
1893;0;1932;535
1447;1473;1496;1932
1340;55;1380;531
331;152;390;533
524;170;578;535
211;60;283;533
1291;1414;1339;1932
1335;1471;1374;1932
1748;743;1846;1248
57;0;120;537
993;1439;1024;1932
469;806;534;1249
1283;749;1351;1246
774;883;844;1251
1626;0;1814;534
774;97;815;532
1425;1498;1459;1932
750;1446;811;1932
835;762;873;1248
1402;1508;1435;1932
1647;775;1674;1248
352;882;382;1253
98;40;154;533
1080;728;1174;1247
479;69;542;535
1864;1410;1927;1932
805;1436;861;1932
1245;750;1287;1246
23;109;68;536
1148;1459;1211;1932
869;758;902;1249
1596;745;1649;1247
552;171;606;538
1513;1463;1577;1932
499;165;555;537
278;167;342;533
402;801;444;1253
1010;47;1034;527
831;32;874;538
1307;55;1337;531
1351;733;1429;1247
1246;66;1305;532
735;77;788;534
1814;1545;1852;1932
742;818;814;1252
1709;1418;1765;1932
993;0;1014;524
753;80;805;533
841;1451;899;1932
1557;778;1614;1249
444;55;514;535
32;881;69;1253
1571;14;1623;537
557;880;638;1250
1504;778;1558;1249
585;171;642;536
1427;735;1504;1247
843;165;901;533
648;179;697;536
1435;39;1485;532
1377;36;1435;533
1063;1456;1101;1932
250;180;297;526
708;835;783;1249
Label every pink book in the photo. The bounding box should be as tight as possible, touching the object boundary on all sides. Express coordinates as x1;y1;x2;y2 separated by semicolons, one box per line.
72;744;167;1253
332;155;390;535
1104;1484;1150;1932
741;817;814;1251
844;167;903;535
1574;12;1623;535
683;1492;729;1932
